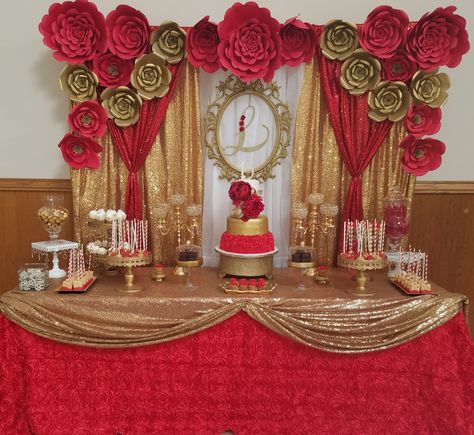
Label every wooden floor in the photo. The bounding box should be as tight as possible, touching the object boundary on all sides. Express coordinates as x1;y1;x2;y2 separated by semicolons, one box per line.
1;178;473;335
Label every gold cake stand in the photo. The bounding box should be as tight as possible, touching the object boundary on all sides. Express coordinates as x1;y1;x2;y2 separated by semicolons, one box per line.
104;252;151;293
337;254;387;296
215;246;278;279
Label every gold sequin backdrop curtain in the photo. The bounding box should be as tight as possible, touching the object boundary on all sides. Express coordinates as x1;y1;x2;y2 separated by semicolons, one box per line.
291;60;415;264
71;61;202;265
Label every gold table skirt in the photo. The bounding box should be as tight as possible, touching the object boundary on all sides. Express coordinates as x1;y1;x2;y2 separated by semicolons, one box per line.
0;267;467;353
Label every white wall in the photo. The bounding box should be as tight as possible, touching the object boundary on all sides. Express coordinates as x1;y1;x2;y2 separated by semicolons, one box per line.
0;0;472;180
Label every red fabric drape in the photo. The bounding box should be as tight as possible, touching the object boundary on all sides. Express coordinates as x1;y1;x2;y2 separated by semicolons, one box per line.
107;62;183;219
316;52;393;249
1;312;472;434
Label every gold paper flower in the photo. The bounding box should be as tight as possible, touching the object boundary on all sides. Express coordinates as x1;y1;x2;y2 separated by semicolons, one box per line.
151;21;186;64
340;49;381;96
410;69;450;108
368;81;412;122
59;64;98;101
101;86;142;127
320;20;359;61
131;53;172;100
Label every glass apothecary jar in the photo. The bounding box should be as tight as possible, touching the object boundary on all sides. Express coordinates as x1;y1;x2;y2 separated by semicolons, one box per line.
384;186;408;252
38;194;69;240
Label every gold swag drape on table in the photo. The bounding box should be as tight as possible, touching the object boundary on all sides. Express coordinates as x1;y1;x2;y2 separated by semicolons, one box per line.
291;60;416;264
71;62;203;265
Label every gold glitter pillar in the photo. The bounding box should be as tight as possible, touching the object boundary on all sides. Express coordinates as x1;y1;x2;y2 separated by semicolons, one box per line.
291;60;415;265
71;61;203;265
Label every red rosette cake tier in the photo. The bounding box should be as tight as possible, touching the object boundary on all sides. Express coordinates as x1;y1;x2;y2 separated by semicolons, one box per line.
219;216;275;254
219;231;275;254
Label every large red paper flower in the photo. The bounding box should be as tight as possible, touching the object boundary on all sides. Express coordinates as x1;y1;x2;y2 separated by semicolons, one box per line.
359;6;409;59
400;135;445;176
381;52;418;83
106;5;150;60
58;133;103;169
406;6;470;70
39;0;107;64
228;180;252;206
217;2;282;82
241;194;265;221
404;105;442;137
92;52;134;87
68;101;108;138
280;18;316;67
186;16;220;73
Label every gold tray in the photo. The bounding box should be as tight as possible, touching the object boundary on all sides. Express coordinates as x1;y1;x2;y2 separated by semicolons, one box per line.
337;254;386;271
220;282;276;294
176;258;203;268
104;252;151;268
288;261;315;269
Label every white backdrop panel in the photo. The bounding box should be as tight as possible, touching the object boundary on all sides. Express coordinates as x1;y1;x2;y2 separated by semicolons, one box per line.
200;66;305;267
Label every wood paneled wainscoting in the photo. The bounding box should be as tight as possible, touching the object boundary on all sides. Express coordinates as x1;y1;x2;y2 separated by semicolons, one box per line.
1;179;473;335
0;179;73;293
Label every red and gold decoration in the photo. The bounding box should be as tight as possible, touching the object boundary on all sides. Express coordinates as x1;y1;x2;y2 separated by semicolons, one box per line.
319;20;359;61
39;0;107;64
130;53;172;100
399;135;446;177
106;5;150;60
368;81;411;122
151;21;186;64
67;100;108;138
59;63;98;101
38;1;470;261
58;133;102;170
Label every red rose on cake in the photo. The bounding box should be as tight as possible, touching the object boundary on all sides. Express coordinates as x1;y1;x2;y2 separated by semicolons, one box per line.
228;180;252;206
241;194;265;221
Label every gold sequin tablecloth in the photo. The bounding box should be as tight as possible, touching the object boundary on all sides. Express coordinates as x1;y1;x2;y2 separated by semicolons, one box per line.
0;268;467;353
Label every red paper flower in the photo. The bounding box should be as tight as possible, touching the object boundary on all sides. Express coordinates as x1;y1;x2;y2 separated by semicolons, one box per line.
404;105;442;137
58;133;103;169
186;16;220;73
228;180;252;206
400;135;445;176
381;52;418;83
39;0;107;64
106;5;150;60
92;52;134;87
68;101;108;138
217;2;282;82
280;18;316;67
241;194;265;221
406;6;470;70
359;6;409;59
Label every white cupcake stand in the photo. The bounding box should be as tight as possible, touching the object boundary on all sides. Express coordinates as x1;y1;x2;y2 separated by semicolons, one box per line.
31;240;79;278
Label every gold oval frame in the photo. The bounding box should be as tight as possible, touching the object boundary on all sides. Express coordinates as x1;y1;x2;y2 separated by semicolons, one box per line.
204;75;292;182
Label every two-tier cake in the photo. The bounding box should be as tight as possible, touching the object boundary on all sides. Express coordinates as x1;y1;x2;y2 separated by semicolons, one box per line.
216;179;277;278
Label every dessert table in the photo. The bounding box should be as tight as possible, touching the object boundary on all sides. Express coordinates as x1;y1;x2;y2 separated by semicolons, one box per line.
0;267;472;434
